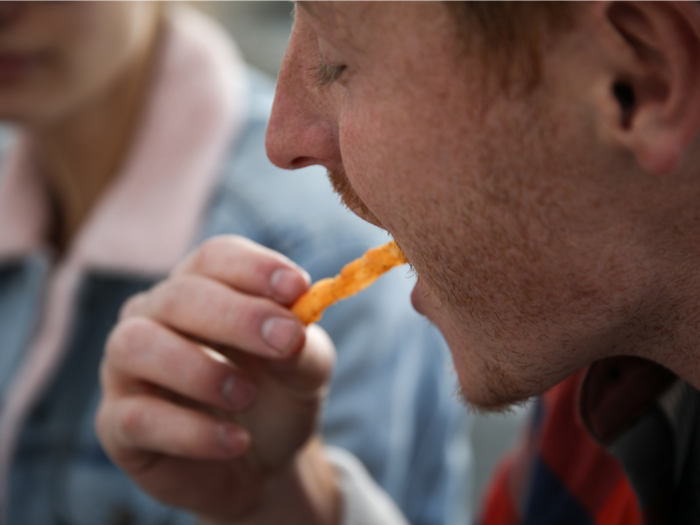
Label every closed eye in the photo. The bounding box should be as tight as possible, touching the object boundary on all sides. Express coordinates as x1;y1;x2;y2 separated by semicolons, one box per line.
310;61;347;88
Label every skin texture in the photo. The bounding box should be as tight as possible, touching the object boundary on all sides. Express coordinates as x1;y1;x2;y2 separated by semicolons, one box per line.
97;237;340;525
93;1;700;523
266;1;700;410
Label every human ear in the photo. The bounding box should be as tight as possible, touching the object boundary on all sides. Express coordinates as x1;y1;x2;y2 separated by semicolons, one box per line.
597;1;700;175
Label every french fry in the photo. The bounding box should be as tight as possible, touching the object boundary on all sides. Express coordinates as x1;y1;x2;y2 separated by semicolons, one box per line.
291;240;408;325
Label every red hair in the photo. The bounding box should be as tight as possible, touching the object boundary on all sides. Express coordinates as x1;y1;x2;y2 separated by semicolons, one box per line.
448;2;581;91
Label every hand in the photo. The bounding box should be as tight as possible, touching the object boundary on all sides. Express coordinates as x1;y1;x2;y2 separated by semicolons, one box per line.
96;236;340;525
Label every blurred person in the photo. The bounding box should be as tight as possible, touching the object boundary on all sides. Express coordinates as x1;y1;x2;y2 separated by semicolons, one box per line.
0;2;470;524
99;1;700;525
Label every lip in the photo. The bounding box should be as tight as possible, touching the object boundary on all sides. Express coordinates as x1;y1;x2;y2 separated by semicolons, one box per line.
0;52;43;82
410;277;430;316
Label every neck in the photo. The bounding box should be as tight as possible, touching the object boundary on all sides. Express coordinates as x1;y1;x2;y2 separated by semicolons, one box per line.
621;264;700;393
30;17;161;255
651;298;700;392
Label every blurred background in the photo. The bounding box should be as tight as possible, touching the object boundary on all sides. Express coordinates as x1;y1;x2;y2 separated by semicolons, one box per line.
198;2;294;77
198;1;532;514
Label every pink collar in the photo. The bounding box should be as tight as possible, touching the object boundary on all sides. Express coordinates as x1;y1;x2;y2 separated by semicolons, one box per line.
0;5;249;275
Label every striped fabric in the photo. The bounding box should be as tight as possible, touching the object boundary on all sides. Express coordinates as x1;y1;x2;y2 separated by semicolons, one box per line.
479;369;643;525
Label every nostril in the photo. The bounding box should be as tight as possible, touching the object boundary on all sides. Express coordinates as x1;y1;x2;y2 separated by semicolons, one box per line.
289;156;321;170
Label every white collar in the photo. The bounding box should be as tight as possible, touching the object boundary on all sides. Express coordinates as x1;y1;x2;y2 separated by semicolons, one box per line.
0;5;249;275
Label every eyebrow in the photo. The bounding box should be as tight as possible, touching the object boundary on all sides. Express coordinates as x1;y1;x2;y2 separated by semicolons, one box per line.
296;2;364;54
297;1;324;21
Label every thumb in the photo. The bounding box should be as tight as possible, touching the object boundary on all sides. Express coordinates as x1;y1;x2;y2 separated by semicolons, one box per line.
264;324;336;398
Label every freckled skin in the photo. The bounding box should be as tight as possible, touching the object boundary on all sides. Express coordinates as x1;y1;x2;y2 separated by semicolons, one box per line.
267;2;700;410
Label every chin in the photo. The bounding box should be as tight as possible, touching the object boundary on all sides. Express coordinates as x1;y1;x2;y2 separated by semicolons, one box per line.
455;378;533;415
439;328;536;414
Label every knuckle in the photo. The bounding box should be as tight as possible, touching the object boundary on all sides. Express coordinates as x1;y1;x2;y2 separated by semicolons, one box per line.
194;236;243;271
118;292;147;319
191;238;219;272
120;402;150;443
221;297;272;343
151;277;191;320
105;318;170;382
109;317;156;360
169;351;218;401
222;299;246;329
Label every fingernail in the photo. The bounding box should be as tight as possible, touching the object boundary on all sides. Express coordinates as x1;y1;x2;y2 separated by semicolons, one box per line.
270;268;307;302
261;316;298;354
218;425;249;454
222;376;256;410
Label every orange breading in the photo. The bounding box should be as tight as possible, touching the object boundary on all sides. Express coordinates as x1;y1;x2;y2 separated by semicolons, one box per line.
291;240;408;325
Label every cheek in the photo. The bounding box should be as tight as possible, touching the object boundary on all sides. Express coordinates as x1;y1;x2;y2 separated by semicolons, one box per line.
339;112;395;219
339;102;433;233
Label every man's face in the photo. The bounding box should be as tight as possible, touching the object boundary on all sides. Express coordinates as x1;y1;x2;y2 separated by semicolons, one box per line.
267;2;657;409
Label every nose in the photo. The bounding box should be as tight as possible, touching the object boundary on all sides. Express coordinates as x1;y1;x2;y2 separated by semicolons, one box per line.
0;2;23;30
266;20;341;172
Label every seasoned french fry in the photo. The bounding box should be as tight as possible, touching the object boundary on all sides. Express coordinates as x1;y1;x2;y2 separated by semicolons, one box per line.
291;240;408;325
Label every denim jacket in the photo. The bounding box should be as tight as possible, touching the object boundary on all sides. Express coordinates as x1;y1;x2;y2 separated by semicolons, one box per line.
0;29;471;525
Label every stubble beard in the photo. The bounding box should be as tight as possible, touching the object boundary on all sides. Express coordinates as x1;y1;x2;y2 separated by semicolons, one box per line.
327;167;384;229
326;110;589;413
327;164;548;412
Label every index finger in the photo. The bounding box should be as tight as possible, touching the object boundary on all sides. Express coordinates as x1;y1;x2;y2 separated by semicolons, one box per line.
173;235;311;305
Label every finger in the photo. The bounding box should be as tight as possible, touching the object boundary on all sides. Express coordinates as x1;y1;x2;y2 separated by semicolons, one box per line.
120;292;147;320
105;317;257;412
98;394;250;461
122;274;306;358
173;236;311;305
264;324;336;398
